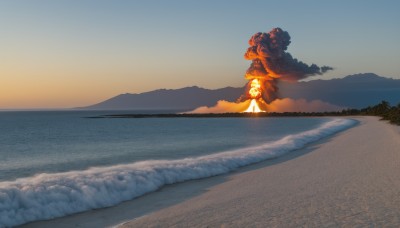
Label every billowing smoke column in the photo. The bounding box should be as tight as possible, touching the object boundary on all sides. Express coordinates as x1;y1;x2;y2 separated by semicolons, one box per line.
240;27;333;108
188;27;335;114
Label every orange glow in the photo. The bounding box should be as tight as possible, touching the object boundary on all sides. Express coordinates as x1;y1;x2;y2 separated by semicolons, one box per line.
248;79;262;99
244;99;264;113
243;78;266;113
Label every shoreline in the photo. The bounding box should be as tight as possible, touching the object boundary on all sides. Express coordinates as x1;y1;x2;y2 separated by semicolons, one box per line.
121;116;400;227
87;113;368;118
20;117;399;227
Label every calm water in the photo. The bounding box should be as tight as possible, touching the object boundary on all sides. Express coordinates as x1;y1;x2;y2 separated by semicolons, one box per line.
0;111;329;182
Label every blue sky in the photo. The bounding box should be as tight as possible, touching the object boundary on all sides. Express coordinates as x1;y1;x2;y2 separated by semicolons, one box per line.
1;0;399;108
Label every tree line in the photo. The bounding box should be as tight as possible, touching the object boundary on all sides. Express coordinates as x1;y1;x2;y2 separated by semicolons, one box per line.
346;101;400;125
266;100;400;125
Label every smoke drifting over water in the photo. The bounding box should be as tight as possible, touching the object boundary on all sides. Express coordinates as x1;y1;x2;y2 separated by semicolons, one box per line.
188;100;251;113
189;98;343;114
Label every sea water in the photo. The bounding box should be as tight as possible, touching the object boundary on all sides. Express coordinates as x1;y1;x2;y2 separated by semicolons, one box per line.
0;111;357;227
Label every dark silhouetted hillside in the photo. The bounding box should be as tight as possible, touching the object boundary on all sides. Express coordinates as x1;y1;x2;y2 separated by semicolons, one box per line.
79;86;243;110
79;73;400;110
279;73;400;108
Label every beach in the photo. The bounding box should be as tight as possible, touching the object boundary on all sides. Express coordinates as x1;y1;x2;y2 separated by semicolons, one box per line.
21;116;400;227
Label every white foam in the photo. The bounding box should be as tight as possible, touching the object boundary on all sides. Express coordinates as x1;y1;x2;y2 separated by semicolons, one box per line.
0;118;357;227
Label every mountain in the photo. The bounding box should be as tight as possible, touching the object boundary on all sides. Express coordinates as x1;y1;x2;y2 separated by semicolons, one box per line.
79;73;400;110
278;73;400;108
79;86;243;110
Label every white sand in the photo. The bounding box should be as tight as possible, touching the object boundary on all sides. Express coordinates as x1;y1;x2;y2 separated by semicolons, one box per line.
21;117;400;227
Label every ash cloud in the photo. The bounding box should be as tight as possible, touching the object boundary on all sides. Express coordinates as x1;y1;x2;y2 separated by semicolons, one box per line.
244;27;333;81
239;27;333;104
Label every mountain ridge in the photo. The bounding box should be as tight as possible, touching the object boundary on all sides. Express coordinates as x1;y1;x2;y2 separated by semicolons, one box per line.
78;73;400;110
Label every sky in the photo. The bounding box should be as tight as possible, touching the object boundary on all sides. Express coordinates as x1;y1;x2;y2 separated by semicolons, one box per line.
1;0;399;109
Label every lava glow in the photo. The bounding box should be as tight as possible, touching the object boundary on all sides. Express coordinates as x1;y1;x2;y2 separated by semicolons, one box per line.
243;79;266;113
248;79;262;99
244;99;264;113
188;27;332;114
239;27;333;113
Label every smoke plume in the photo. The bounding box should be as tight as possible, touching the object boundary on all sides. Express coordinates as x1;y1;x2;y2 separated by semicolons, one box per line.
189;98;343;114
187;27;334;114
241;27;333;103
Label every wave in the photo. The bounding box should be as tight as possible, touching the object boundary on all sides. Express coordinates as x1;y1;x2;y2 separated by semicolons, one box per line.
0;118;357;227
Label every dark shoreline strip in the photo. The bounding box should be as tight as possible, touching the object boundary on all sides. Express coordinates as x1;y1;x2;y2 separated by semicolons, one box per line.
86;112;355;119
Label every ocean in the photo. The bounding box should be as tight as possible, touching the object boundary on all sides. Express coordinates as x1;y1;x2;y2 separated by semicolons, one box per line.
0;111;357;227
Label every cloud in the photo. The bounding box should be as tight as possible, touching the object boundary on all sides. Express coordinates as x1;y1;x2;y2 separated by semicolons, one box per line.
187;100;251;113
188;98;344;113
239;27;333;103
244;28;333;81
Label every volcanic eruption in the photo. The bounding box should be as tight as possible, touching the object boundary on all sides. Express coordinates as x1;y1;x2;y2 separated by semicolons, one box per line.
189;27;336;114
241;27;332;112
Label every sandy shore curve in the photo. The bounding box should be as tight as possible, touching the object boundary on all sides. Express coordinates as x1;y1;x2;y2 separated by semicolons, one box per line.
120;116;400;227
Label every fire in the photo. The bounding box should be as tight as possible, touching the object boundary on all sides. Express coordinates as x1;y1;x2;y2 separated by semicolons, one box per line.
240;27;333;114
243;79;265;113
188;27;332;114
248;79;262;99
244;99;264;113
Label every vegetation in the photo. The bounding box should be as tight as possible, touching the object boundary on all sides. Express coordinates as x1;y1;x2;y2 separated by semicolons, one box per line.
95;101;400;126
358;101;400;125
266;100;400;125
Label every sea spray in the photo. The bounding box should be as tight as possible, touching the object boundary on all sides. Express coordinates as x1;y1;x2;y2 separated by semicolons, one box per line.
0;118;357;227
